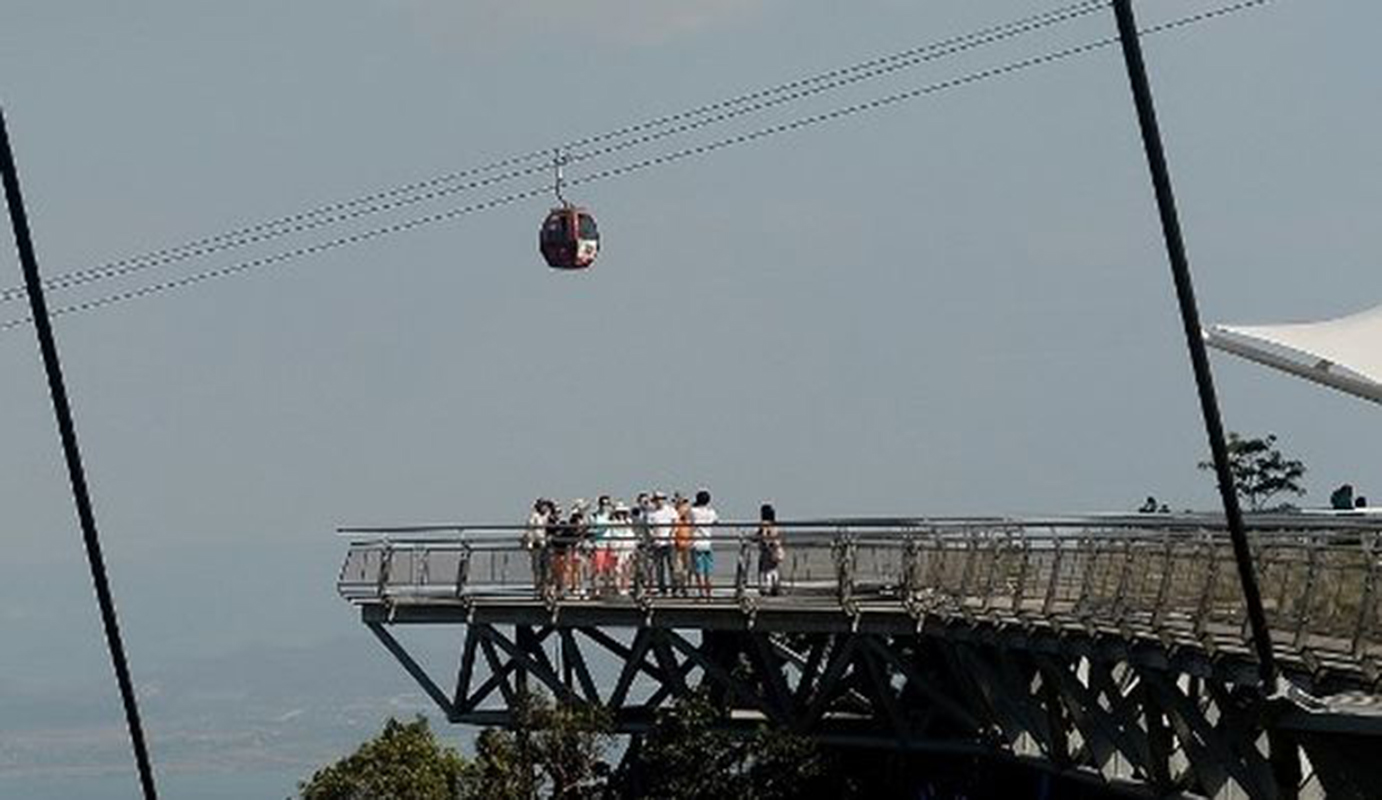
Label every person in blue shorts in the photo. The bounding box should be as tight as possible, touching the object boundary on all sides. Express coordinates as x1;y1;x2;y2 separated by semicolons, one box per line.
689;489;718;599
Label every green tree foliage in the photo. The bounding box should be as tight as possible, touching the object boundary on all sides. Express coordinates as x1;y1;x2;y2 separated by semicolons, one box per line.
1198;432;1307;511
463;729;531;800
300;691;821;800
630;691;821;800
299;716;470;800
299;699;611;800
462;691;613;800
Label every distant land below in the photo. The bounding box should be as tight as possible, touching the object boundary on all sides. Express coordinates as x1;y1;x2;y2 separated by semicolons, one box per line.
0;634;466;799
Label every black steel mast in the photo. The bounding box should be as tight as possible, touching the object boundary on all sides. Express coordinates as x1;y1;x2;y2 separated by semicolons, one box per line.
0;106;158;799
1108;0;1276;685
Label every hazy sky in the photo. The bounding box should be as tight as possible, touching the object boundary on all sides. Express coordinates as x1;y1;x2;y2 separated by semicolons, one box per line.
2;0;1380;795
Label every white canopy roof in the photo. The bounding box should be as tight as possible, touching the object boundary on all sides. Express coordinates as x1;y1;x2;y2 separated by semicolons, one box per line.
1204;304;1382;405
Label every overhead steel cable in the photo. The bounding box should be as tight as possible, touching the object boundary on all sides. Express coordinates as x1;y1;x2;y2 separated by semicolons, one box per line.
0;159;559;302
565;5;1110;167
0;0;1109;304
0;0;1271;333
568;1;1271;189
0;184;552;331
557;0;1110;155
0;0;1109;306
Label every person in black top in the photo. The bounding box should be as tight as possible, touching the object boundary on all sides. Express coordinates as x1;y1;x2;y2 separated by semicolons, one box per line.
545;502;569;597
558;501;590;597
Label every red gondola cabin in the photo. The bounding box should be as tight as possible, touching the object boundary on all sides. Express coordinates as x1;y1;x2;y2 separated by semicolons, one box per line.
539;206;600;270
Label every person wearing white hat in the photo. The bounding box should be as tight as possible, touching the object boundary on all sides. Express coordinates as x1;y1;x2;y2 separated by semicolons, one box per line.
646;491;678;595
591;495;614;595
610;501;636;594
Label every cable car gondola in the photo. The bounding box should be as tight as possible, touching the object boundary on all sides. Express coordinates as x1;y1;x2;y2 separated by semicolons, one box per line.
539;151;600;270
539;205;599;270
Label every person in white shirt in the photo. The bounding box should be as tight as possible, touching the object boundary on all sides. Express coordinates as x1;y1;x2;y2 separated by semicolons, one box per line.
756;502;784;596
689;489;718;599
523;498;551;596
610;502;636;594
591;495;614;595
646;491;678;595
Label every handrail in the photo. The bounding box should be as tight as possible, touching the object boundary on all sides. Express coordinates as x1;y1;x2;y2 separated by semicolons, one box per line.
336;512;1382;540
337;518;1382;662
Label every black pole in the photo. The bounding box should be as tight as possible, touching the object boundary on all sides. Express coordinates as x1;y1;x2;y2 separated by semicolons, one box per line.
0;107;158;799
1109;0;1276;686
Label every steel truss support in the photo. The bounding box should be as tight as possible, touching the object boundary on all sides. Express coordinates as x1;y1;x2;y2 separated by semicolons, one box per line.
369;620;1312;797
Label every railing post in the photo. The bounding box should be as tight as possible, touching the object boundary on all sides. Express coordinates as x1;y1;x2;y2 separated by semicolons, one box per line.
1292;537;1320;651
735;532;751;602
377;540;395;600
979;527;1005;613
1113;535;1135;624
834;531;856;608
1043;534;1064;616
1012;528;1031;614
454;543;472;600
927;529;945;595
1241;536;1267;644
1273;540;1293;624
1352;535;1379;658
958;530;978;600
1194;535;1219;640
901;533;917;597
1076;535;1099;615
1152;531;1174;628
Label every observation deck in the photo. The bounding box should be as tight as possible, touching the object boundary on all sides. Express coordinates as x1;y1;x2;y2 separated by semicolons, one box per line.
339;514;1382;798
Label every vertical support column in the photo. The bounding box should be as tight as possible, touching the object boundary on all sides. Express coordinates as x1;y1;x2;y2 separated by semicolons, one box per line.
1108;0;1276;687
0;107;157;799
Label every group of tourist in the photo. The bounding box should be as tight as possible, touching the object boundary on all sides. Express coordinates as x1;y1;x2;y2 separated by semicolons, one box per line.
522;491;786;599
1330;483;1370;510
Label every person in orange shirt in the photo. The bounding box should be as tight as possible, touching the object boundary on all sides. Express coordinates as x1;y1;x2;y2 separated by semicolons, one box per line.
673;496;693;597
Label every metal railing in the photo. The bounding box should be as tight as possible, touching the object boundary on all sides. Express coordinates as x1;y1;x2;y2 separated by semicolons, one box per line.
338;514;1382;659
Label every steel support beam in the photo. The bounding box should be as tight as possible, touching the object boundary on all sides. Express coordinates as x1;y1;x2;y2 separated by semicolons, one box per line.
362;614;1340;796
